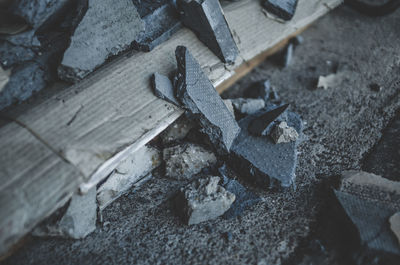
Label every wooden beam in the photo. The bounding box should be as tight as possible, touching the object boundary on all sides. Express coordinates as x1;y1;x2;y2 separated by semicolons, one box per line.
0;0;342;255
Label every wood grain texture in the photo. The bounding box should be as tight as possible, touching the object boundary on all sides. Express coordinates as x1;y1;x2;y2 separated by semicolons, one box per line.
0;0;342;254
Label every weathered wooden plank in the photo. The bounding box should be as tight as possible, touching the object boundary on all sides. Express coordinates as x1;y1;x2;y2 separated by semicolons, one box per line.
0;0;342;255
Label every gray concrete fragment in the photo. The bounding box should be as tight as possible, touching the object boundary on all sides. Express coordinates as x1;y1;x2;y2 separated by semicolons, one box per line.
58;0;144;82
160;116;196;145
97;145;161;210
230;111;302;188
163;143;217;180
133;2;182;51
389;212;400;246
231;98;265;115
263;0;298;21
175;176;236;225
152;73;180;106
248;104;289;136
33;188;97;239
175;46;240;152
178;0;238;64
335;171;400;255
270;121;299;144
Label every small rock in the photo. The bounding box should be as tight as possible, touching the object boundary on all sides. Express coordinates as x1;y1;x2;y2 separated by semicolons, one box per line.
270;121;299;144
178;0;238;64
175;46;240;152
97;145;161;210
163;143;217;180
263;0;298;21
160;116;196;145
152;72;180;106
317;73;338;90
175;176;235;225
389;212;400;246
369;82;382;92
58;0;144;82
231;98;265;115
335;171;400;255
248;104;289;136
33;188;97;239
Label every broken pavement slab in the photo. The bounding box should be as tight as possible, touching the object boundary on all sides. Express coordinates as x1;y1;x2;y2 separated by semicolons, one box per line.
334;171;400;255
163;143;217;180
97;145;161;210
175;46;240;152
178;0;239;64
230;110;303;188
174;176;236;225
152;72;180;106
33;188;97;239
231;98;265;115
263;0;299;21
58;0;144;82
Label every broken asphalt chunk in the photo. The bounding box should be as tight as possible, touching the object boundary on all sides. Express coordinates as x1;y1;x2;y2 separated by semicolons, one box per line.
175;46;240;152
230;110;302;188
334;171;400;255
248;104;289;136
174;176;235;225
58;0;144;82
219;165;261;219
263;0;298;21
152;73;180;106
163;143;217;180
178;0;239;64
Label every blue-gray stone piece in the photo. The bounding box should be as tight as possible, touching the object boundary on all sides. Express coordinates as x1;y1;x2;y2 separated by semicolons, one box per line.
230;110;302;188
263;0;298;21
178;0;239;64
219;166;261;219
175;46;240;153
152;73;180;106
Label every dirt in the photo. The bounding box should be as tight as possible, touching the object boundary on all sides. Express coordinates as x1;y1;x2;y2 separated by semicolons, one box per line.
2;4;400;265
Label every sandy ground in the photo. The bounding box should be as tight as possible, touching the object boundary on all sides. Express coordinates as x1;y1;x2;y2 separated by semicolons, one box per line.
2;4;400;265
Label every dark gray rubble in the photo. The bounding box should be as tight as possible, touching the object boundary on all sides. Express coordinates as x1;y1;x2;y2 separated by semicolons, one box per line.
133;0;182;52
58;0;144;82
175;46;240;152
263;0;298;21
334;171;400;255
152;72;180;106
230;110;302;188
178;0;239;64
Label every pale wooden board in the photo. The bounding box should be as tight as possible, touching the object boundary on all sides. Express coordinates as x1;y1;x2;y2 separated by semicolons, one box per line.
0;0;342;254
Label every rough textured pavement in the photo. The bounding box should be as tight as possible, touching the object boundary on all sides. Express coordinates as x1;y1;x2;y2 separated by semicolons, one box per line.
2;5;400;265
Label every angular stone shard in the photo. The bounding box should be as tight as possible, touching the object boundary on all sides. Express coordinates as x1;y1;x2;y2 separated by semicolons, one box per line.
270;121;299;144
178;0;239;64
230;111;302;188
175;46;240;152
231;98;265;115
58;0;144;82
163;143;217;180
32;188;97;239
133;1;182;51
97;145;161;210
263;0;298;21
152;73;180;106
334;171;400;255
248;104;289;136
219;165;261;219
175;176;236;225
